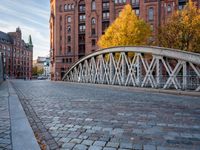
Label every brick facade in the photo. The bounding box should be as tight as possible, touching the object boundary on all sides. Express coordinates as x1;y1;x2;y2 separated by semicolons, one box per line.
50;0;199;80
0;27;33;79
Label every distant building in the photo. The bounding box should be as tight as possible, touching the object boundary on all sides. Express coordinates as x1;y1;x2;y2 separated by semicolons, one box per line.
33;56;50;78
43;57;50;77
0;27;33;79
50;0;200;80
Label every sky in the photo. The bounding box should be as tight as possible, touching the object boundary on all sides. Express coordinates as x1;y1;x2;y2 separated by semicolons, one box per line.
0;0;50;60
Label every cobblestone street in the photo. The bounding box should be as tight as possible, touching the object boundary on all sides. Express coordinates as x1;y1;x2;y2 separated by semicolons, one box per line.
11;80;200;150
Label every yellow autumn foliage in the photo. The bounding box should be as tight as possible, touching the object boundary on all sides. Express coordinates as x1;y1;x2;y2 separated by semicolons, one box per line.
98;4;152;49
158;0;200;53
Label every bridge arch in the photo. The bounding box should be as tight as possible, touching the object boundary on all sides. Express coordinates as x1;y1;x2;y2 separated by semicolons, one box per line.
62;46;200;91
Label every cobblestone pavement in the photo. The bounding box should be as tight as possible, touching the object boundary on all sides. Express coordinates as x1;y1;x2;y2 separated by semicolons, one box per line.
11;80;200;150
0;82;12;150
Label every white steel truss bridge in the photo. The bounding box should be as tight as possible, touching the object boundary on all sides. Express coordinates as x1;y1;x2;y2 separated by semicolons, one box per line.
62;46;200;92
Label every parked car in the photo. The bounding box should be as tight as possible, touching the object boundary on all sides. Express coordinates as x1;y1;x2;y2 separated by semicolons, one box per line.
37;76;47;80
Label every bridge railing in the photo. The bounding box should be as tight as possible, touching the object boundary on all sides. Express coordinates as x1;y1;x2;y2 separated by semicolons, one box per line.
62;46;200;91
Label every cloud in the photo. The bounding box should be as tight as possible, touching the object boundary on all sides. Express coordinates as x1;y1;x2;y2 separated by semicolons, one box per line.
0;0;50;59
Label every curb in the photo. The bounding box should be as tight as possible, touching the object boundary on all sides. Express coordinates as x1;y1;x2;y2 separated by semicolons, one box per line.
8;81;40;150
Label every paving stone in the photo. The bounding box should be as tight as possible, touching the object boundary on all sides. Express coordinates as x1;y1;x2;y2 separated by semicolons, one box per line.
103;147;116;150
62;142;75;149
106;142;119;148
59;137;72;143
70;138;82;144
133;144;143;150
92;126;102;131
120;142;133;149
82;139;94;145
143;145;156;150
102;128;113;133
93;141;107;146
88;145;103;150
68;132;81;138
73;144;88;150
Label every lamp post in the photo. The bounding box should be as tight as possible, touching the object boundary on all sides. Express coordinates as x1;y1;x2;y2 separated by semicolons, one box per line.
3;52;6;80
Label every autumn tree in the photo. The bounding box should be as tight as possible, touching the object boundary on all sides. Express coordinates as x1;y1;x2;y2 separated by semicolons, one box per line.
32;66;38;76
98;4;152;48
32;66;44;76
158;0;200;53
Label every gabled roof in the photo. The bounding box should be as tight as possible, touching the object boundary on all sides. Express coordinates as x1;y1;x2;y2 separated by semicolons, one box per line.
0;31;12;44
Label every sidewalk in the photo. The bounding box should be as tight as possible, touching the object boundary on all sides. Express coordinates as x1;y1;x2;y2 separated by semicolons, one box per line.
0;81;40;150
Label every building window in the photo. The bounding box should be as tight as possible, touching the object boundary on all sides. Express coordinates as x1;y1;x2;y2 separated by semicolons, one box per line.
119;0;122;3
67;16;71;23
91;0;96;10
62;58;65;63
71;4;74;9
92;39;96;46
68;4;71;10
69;58;72;63
135;9;140;16
79;14;86;22
102;21;109;32
167;4;172;12
67;36;71;43
114;0;118;4
122;0;126;3
60;5;62;12
67;25;71;33
103;12;109;20
148;7;154;21
67;46;71;53
79;25;86;32
91;18;96;25
79;35;85;43
132;0;139;4
79;5;85;12
91;28;96;35
79;45;85;54
64;4;67;11
179;5;184;10
102;2;109;10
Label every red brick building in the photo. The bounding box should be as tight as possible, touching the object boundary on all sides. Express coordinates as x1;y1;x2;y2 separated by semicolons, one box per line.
0;27;33;79
50;0;199;80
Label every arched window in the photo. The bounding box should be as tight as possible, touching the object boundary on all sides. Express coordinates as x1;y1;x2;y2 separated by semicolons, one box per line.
91;28;96;35
67;16;71;23
71;4;74;9
64;4;67;11
148;7;154;21
167;4;172;12
91;0;96;10
68;4;71;10
91;18;96;25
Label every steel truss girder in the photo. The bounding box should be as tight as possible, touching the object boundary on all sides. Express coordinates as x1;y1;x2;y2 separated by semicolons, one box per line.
63;46;200;92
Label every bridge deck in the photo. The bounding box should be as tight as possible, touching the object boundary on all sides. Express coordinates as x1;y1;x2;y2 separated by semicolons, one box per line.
11;80;200;150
